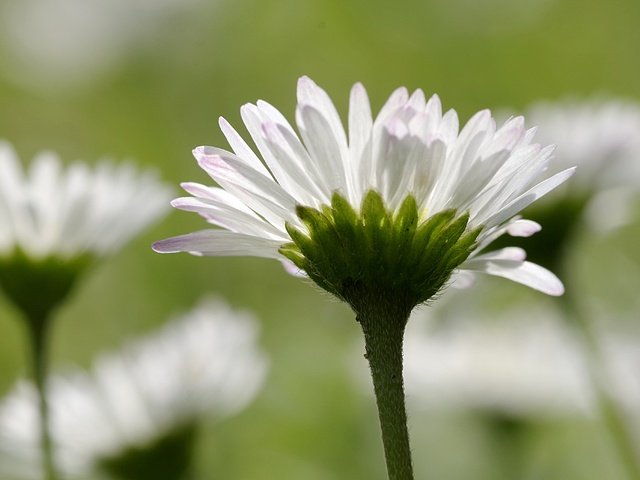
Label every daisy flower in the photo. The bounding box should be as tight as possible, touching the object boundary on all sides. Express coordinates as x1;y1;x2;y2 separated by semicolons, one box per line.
523;98;640;233
0;140;172;318
0;297;268;480
154;76;573;305
0;140;173;480
153;77;574;480
0;141;171;262
491;98;640;269
402;305;593;417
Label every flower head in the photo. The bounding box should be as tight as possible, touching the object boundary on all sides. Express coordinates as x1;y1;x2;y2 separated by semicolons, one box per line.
0;297;268;479
401;303;640;419
485;99;640;272
523;98;640;232
0;141;172;318
402;306;593;416
154;77;573;311
0;141;171;261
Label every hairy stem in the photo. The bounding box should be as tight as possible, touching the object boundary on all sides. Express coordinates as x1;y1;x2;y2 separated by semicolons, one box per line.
358;305;414;480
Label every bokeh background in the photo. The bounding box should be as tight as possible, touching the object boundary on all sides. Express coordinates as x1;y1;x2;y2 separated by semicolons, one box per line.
1;0;639;478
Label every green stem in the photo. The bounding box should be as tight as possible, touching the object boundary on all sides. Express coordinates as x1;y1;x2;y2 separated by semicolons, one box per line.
562;291;640;480
26;314;58;480
358;307;414;480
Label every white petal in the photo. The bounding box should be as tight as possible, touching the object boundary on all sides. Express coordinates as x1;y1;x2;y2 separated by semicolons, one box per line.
194;146;298;229
171;197;286;240
297;76;349;154
181;182;253;215
462;254;564;296
218;117;270;177
449;270;477;289
349;83;373;157
466;247;527;264
375;86;410;123
152;230;284;258
507;219;541;237
348;83;373;201
296;104;349;195
474;218;542;252
482;167;576;229
260;121;328;205
240;103;300;194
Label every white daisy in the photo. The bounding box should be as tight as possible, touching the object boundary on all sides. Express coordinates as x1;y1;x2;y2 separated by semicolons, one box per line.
402;303;640;419
0;141;172;261
0;297;268;479
154;76;573;304
522;98;640;232
403;306;592;416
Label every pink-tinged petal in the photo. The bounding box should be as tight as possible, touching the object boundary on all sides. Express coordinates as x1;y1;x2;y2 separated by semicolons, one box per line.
462;251;564;296
180;183;255;214
240;103;297;192
152;230;283;259
406;88;426;113
507;219;541;237
170;197;286;239
490;262;564;296
425;94;443;120
193;146;298;227
483;116;526;156
375;87;410;124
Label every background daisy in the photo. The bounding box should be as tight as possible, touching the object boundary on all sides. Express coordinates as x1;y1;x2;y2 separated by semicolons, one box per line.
0;297;268;480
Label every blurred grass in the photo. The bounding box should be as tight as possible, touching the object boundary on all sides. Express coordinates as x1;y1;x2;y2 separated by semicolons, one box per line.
1;0;640;478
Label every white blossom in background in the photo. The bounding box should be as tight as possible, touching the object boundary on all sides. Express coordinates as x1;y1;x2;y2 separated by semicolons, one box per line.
0;141;172;261
400;303;640;418
522;99;640;231
0;297;268;479
154;76;575;298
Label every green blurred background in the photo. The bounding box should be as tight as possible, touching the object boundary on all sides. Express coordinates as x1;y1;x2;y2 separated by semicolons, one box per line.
1;0;639;478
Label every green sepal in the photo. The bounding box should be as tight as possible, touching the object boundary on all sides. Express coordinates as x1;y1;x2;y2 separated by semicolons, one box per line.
415;212;469;273
389;195;418;269
98;422;197;480
361;190;392;261
443;226;483;270
278;243;307;270
0;250;93;325
407;209;455;267
281;191;483;313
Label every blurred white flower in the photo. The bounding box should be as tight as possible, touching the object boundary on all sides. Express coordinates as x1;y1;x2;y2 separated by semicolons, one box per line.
0;0;206;91
523;99;640;231
0;141;171;261
403;306;592;416
0;297;268;479
400;304;640;418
